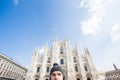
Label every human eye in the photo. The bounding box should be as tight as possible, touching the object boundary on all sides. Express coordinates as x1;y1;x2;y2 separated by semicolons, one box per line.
58;73;62;76
52;73;56;76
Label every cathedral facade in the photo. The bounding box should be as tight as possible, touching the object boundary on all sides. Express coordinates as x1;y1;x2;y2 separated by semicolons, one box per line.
26;38;98;80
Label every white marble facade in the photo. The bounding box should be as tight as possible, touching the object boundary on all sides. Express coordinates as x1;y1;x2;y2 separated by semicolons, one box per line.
26;38;98;80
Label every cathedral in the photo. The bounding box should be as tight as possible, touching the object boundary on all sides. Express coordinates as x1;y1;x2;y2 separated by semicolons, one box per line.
26;38;98;80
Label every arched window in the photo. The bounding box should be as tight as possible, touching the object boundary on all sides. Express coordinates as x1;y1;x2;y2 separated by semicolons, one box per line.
47;57;51;63
73;57;76;62
36;67;40;73
77;78;80;80
87;78;90;80
75;66;78;72
46;67;49;72
60;59;64;64
60;47;63;54
84;66;88;71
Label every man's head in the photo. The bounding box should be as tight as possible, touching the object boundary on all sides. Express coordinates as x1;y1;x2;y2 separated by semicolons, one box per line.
50;63;65;80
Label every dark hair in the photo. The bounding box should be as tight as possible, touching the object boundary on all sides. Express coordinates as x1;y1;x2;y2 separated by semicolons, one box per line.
50;63;65;80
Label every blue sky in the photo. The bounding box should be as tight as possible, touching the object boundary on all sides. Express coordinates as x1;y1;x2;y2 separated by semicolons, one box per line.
0;0;120;71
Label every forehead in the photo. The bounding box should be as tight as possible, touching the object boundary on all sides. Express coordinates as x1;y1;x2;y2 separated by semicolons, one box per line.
52;71;62;74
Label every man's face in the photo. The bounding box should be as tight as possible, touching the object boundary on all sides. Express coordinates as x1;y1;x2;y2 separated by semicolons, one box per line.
50;71;63;80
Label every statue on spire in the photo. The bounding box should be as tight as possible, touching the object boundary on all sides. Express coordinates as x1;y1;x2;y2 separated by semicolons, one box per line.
113;64;118;70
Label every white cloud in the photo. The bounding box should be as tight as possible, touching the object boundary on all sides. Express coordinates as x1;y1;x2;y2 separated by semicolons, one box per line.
110;23;120;42
81;12;102;35
13;0;19;5
80;0;113;35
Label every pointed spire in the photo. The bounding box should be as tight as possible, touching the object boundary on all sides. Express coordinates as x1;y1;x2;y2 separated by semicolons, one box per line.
45;41;48;52
53;36;58;48
64;36;70;47
32;48;39;59
34;48;38;56
65;36;69;42
84;48;90;55
113;64;118;70
53;36;57;42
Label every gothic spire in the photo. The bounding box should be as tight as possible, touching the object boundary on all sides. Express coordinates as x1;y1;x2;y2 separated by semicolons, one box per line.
53;36;57;42
84;47;90;55
65;36;69;42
